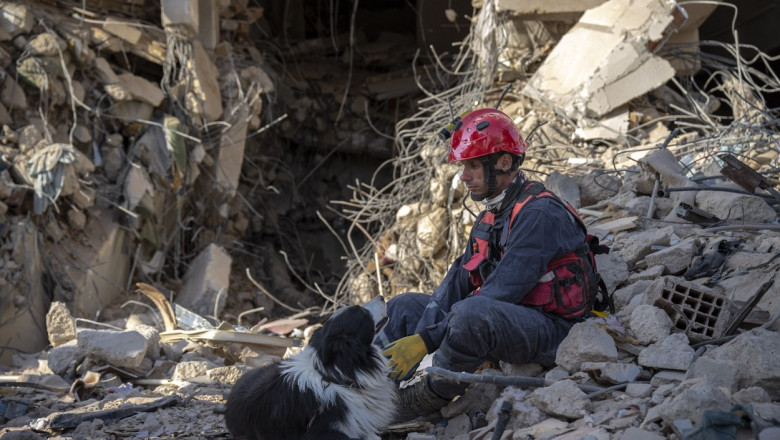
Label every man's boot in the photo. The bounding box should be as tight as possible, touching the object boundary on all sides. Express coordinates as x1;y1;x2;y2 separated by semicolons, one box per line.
393;376;452;422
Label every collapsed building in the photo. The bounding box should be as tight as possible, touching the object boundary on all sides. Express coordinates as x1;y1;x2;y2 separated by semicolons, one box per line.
0;0;779;439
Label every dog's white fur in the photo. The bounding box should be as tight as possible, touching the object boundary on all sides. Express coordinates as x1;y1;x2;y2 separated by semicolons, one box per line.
281;346;396;439
225;299;396;440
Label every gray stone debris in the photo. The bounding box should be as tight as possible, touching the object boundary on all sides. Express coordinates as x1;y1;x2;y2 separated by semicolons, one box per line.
629;304;673;345
581;361;643;384
0;1;778;439
643;237;698;275
690;328;780;397
528;379;590;419
555;322;619;372
45;301;76;348
76;329;149;370
638;332;695;371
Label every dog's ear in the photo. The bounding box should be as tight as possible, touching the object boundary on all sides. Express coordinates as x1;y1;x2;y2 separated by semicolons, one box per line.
318;333;376;376
314;307;379;380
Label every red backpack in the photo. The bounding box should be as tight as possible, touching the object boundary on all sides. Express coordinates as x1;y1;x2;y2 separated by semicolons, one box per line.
463;182;613;319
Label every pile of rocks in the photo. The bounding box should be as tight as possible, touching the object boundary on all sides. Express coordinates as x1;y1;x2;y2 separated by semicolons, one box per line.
1;0;779;439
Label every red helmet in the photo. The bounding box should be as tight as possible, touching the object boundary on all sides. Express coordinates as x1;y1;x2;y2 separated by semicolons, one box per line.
448;108;527;162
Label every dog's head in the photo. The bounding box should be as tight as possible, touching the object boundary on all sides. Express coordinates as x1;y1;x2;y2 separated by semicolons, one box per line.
308;296;388;384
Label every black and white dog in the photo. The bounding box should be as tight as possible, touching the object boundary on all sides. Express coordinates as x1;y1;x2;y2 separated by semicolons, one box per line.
224;296;396;440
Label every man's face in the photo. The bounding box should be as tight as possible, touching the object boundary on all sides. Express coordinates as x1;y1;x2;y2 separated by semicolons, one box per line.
458;154;515;199
459;158;488;196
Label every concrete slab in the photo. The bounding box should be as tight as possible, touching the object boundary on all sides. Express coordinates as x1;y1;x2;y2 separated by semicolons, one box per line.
522;0;678;118
214;104;248;197
0;220;49;365
176;243;232;318
47;207;131;320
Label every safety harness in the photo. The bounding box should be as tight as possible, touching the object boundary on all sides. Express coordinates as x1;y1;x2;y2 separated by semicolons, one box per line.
462;181;613;320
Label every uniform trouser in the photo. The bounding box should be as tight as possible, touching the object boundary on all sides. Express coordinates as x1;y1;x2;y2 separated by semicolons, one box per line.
377;293;575;399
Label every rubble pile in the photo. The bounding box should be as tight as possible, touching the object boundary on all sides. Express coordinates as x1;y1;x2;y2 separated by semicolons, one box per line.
0;0;275;364
1;0;779;439
0;0;426;367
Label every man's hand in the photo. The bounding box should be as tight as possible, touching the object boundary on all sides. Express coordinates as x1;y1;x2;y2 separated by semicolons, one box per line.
382;334;428;381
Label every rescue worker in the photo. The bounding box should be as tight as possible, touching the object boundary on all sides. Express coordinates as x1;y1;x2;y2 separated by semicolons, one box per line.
377;108;607;420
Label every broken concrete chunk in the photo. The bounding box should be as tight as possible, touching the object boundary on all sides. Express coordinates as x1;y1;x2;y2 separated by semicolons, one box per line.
27;33;65;57
732;386;771;404
528;379;590;419
162;0;199;34
71;125;92;148
175;243;232;317
52;208;130;320
650;382;675;405
483;387;544;434
94;57;120;84
649;370;685;387
207;365;243;385
637;332;694;371
625;382;653;398
124;163;155;212
639;147;698;220
77;329;148;369
103;17;144;45
629;304;673;345
522;0;677;118
627;265;664;283
46;339;82;376
576;170;621;206
0;3;33;37
214;106;247;197
693;328;780;397
100;139;126;183
643;237;697;275
107;73;165;107
581;361;643;384
127;323;161;361
493;0;607;15
649;379;732;427
0;223;49;366
685;355;740;391
716;273;779;326
416;206;448;258
616;225;675;264
1;75;27;110
594;251;629;294
694;187;778;224
555;322;618;372
574;108;630;142
46;301;77;348
171;360;211;382
545;171;581;208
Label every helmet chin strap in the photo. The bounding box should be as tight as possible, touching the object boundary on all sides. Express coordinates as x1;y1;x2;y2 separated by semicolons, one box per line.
471;157;513;201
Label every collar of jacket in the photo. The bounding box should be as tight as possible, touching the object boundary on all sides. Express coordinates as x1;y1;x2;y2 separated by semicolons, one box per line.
489;174;526;214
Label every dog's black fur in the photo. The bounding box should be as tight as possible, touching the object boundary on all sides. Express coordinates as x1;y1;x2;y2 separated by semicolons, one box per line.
225;303;395;440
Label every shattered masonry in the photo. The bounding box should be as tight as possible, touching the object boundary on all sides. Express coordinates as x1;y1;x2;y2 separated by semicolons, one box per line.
0;0;779;439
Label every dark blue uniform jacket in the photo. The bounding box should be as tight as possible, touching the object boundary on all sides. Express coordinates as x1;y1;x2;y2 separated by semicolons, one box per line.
415;179;585;352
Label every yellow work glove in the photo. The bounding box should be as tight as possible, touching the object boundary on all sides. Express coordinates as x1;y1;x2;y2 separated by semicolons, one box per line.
382;334;429;381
